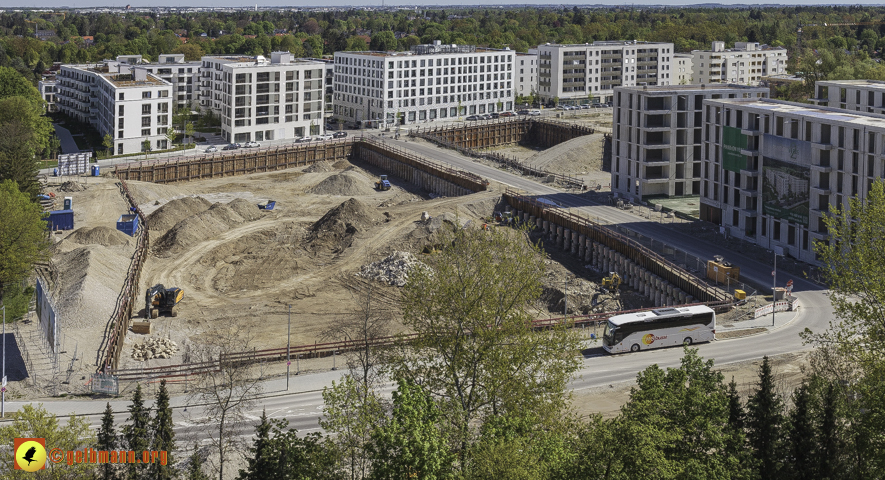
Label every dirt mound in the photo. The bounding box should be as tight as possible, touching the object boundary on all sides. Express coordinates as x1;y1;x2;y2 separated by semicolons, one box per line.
308;171;376;196
65;226;131;247
147;196;213;232
153;203;255;258
53;245;128;330
199;222;307;293
309;198;381;253
57;181;86;192
226;198;263;222
303;161;335;173
526;133;606;174
332;160;352;169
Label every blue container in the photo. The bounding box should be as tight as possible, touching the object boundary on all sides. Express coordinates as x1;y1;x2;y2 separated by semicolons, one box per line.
92;165;100;177
45;209;74;231
258;201;276;210
116;214;139;236
53;168;58;177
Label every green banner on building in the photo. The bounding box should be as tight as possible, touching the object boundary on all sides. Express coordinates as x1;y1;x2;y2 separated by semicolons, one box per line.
722;126;747;173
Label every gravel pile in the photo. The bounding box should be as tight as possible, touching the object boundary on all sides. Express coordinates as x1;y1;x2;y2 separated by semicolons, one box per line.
358;251;422;287
65;226;131;247
303;161;335;173
146;196;213;232
131;337;179;361
57;181;86;192
308;171;376;196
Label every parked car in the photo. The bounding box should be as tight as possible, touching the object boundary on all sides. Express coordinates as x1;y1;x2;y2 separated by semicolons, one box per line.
295;136;311;143
517;109;530;115
555;105;565;110
489;112;500;119
528;110;542;116
321;133;334;140
244;141;260;148
222;143;240;150
499;111;516;117
205;145;218;153
466;115;480;121
312;135;325;142
333;131;348;138
581;104;591;109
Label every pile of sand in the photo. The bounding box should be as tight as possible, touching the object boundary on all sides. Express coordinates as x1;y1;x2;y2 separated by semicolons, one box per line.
57;181;86;193
53;245;129;330
146;196;213;232
308;198;381;253
526;133;606;174
153;201;260;258
332;160;352;169
303;161;336;173
308;171;376;196
65;226;131;247
199;222;307;293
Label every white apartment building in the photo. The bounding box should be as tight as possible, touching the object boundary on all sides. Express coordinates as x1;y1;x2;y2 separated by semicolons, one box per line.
699;98;885;264
536;41;675;106
811;79;885;113
515;51;538;100
612;84;768;201
38;77;57;112
674;53;694;85
199;53;326;143
332;41;516;128
113;54;202;109
691;42;787;86
56;62;172;155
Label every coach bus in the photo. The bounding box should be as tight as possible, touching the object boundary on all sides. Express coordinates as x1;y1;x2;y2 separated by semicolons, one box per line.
602;305;716;354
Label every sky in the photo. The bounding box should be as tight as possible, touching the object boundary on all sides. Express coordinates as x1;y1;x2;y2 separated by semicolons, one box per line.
11;1;885;8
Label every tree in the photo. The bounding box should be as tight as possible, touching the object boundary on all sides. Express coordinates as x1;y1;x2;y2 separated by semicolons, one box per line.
0;404;95;479
102;133;114;158
184;447;211;480
368;379;453;480
0;66;43;106
165;128;178;147
150;380;175;480
237;410;275;480
97;403;120;480
141;139;151;153
0;95;53;156
186;324;264;480
123;384;151;480
387;223;581;465
369;31;396;52
746;356;785;480
0;180;49;300
185;122;195;145
726;377;744;432
784;383;818;480
321;375;385;480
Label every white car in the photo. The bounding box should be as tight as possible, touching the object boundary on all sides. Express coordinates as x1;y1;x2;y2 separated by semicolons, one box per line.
244;141;260;148
204;145;218;153
528;110;542;116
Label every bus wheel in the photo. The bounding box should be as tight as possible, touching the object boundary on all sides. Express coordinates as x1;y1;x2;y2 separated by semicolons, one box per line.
630;344;640;352
683;337;693;346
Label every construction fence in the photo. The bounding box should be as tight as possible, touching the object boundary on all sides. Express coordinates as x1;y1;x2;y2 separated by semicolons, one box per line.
114;139;355;183
98;180;149;372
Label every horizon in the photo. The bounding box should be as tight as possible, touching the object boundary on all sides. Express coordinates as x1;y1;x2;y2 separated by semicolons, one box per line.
8;1;885;9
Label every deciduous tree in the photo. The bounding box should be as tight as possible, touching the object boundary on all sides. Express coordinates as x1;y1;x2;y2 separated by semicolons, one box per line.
0;180;49;300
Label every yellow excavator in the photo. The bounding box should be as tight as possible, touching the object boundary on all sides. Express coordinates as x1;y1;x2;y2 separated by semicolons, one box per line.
145;284;183;319
601;272;621;293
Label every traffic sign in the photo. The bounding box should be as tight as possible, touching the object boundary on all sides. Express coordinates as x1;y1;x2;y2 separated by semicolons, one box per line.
1;387;6;393
772;270;776;276
1;376;6;387
287;361;291;366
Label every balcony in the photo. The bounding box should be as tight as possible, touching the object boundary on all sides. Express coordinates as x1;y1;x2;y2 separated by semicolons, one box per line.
740;147;759;156
811;184;832;195
741;127;761;136
812;141;835;151
740;168;760;177
742;208;759;217
810;163;833;173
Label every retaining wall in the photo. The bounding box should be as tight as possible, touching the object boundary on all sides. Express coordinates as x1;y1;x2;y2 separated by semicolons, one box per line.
410;118;596;150
503;190;728;305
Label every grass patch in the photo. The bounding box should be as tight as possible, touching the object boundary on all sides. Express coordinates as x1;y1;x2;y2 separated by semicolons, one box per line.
108;143;196;160
37;159;58;170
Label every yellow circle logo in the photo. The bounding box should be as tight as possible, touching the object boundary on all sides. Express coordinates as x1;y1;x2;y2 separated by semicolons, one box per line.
15;440;47;472
642;334;655;345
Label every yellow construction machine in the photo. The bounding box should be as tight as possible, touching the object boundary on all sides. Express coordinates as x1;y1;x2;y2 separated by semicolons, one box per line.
145;284;183;318
601;272;621;293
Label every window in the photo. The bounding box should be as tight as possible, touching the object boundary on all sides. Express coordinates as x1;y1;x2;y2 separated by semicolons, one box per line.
118;144;123;155
118;118;124;128
142;128;151;136
142;91;151;99
142;117;151;127
118;105;124;115
142;104;151;115
119;93;124;101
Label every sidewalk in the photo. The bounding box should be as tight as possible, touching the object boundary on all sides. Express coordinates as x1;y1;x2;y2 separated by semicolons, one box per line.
717;299;800;333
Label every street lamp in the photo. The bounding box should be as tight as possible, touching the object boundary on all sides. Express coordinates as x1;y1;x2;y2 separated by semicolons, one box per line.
772;246;783;327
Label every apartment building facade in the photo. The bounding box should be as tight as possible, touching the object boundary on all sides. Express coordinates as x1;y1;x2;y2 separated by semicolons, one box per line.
811;79;885;113
536;41;675;106
699;98;885;264
56;62;172;155
612;84;768;201
332;41;515;128
691;42;788;86
515;51;538;100
38;77;58;112
199;52;325;143
113;54;202;109
673;53;694;85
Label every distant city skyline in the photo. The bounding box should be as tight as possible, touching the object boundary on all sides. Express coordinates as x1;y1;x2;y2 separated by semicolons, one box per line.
9;1;885;9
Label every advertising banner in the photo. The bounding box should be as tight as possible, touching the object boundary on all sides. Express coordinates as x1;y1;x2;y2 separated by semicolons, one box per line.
722;126;747;173
761;135;811;226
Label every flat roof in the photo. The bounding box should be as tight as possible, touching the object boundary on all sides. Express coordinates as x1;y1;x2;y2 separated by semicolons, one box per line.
337;47;512;57
540;41;672;48
817;79;885;89
204;55;324;67
706;98;885;128
616;83;767;94
104;73;168;88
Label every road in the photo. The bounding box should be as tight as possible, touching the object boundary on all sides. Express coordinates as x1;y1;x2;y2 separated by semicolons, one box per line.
14;122;832;445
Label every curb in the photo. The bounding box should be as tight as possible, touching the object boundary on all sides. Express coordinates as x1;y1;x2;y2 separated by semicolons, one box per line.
716;302;802;342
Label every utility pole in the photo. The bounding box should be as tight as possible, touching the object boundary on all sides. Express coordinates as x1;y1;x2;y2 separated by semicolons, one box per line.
286;304;291;391
772;247;782;327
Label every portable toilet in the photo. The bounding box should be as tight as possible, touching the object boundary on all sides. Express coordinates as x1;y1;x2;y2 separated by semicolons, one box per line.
53;168;58;177
63;196;72;210
92;165;100;177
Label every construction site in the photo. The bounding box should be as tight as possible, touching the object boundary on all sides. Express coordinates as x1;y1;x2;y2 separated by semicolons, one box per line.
16;114;767;401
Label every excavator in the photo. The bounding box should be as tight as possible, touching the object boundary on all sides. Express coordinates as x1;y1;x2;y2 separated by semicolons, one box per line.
592;272;622;310
375;175;391;191
145;284;183;319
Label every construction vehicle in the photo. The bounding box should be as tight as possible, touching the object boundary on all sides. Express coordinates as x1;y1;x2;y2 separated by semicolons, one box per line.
601;272;621;294
145;284;183;319
375;175;391;191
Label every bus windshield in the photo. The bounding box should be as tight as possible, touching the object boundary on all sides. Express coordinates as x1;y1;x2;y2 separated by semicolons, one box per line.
602;321;615;346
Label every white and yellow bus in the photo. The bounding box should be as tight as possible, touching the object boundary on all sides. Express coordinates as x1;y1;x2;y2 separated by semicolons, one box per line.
602;305;716;354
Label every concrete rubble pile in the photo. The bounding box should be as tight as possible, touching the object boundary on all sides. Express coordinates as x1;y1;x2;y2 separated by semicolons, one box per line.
131;337;178;361
358;251;422;287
